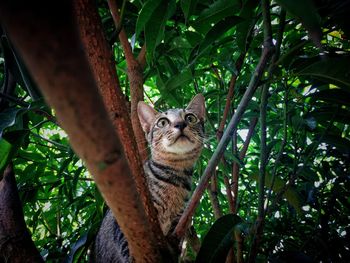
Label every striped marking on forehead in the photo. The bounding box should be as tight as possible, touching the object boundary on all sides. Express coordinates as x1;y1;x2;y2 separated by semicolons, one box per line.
161;109;186;122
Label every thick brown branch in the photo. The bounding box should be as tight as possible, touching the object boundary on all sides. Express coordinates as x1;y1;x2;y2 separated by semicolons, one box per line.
107;0;148;162
73;0;168;257
0;164;43;262
0;2;168;261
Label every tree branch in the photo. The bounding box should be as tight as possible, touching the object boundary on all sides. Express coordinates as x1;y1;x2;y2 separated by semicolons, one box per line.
73;1;169;257
208;172;223;219
265;86;288;213
174;28;274;240
0;2;169;261
232;117;258;213
224;175;235;213
248;1;275;261
217;53;245;140
107;0;148;162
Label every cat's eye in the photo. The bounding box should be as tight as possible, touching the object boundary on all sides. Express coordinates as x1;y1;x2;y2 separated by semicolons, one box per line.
185;113;197;124
157;118;169;128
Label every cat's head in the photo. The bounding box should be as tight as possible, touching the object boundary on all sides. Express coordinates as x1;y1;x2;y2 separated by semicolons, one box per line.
138;94;205;166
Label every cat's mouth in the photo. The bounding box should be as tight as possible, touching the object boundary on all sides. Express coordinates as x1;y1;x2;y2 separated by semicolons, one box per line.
174;134;192;143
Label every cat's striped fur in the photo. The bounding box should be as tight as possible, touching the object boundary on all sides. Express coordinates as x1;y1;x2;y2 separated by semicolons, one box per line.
93;94;205;262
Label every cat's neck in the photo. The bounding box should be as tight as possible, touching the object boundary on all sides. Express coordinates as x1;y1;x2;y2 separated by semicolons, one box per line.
151;149;200;171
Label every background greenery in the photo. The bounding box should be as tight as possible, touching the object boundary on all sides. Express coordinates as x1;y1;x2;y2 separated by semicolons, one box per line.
1;0;349;262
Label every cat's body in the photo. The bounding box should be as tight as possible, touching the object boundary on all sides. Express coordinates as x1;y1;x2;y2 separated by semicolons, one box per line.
93;95;205;262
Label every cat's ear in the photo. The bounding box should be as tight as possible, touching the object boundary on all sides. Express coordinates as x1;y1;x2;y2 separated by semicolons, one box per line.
186;94;206;121
138;101;158;133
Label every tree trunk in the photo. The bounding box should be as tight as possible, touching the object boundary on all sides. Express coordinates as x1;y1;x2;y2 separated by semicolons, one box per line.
0;165;44;263
73;1;164;248
0;1;170;262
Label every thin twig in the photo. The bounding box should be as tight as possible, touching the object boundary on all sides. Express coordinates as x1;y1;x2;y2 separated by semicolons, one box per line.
0;92;29;107
248;2;279;260
232;117;258;213
217;53;245;140
265;85;288;212
224;175;235;213
267;111;337;215
208;171;223;219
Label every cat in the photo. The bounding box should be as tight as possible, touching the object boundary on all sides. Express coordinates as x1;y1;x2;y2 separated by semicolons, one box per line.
93;94;205;262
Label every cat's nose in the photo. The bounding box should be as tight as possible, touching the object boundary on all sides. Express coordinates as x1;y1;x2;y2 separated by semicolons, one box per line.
174;122;187;131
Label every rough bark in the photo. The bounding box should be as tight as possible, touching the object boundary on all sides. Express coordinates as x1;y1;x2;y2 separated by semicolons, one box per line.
73;1;166;252
0;1;169;262
0;165;43;263
107;0;148;163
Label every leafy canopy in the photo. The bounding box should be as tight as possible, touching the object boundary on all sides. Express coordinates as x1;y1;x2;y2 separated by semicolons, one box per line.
0;0;349;262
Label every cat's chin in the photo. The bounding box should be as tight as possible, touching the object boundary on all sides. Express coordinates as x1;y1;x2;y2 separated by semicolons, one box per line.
163;138;196;154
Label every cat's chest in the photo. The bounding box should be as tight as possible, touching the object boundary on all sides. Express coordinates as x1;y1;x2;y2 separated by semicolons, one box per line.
144;161;192;234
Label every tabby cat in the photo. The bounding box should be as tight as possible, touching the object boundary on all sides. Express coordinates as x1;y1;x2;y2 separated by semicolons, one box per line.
93;94;205;262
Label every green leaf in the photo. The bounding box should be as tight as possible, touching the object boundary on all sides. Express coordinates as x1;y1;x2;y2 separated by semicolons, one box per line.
17;149;46;163
297;57;350;90
309;107;350;125
145;0;176;60
236;0;259;52
192;0;240;35
135;0;163;39
189;16;243;66
318;134;350;155
1;35;41;100
248;172;303;214
195;214;242;263
310;89;350;107
0;107;24;136
0;138;12;175
65;232;88;263
181;0;198;22
197;16;243;58
300;167;318;182
184;31;203;47
156;69;182;107
165;69;192;91
275;0;321;44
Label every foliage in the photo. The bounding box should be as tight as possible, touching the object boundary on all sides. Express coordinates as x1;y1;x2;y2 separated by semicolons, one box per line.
1;0;350;262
